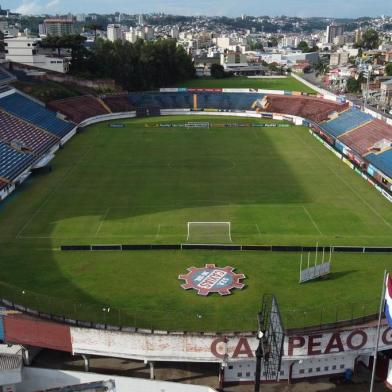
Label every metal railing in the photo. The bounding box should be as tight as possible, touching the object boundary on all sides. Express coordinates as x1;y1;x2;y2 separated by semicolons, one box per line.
0;281;379;333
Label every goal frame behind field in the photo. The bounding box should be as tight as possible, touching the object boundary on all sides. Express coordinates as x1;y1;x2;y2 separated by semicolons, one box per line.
186;221;232;244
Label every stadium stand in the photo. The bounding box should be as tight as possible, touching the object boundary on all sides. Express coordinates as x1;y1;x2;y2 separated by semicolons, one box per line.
258;95;348;123
48;96;110;123
0;92;74;138
0;179;6;190
367;149;392;178
0;140;35;181
0;66;16;85
0;110;58;156
339;119;392;156
101;94;135;113
319;108;373;138
128;92;262;111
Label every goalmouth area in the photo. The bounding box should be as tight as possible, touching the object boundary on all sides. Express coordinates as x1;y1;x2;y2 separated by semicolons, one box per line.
1;115;392;331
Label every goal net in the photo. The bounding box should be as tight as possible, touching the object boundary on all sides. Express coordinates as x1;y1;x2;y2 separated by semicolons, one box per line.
186;222;232;244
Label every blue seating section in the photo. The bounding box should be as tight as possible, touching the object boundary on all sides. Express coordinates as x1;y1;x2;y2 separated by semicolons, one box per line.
0;140;34;180
320;108;373;138
128;92;263;111
366;150;392;179
0;93;74;138
0;67;15;83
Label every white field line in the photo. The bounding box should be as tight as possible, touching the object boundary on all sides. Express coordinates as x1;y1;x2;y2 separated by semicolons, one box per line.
291;131;392;230
16;146;94;239
12;233;391;240
255;223;262;238
302;206;323;235
94;208;110;237
156;224;161;239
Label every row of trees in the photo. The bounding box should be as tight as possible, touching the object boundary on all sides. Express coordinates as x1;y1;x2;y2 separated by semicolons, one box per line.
297;41;319;53
41;36;195;91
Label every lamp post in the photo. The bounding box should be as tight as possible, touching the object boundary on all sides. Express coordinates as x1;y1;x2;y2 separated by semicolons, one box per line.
365;64;372;107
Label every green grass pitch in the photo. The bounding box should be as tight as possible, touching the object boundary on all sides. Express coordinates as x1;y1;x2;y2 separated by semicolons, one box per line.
1;115;392;331
176;76;316;94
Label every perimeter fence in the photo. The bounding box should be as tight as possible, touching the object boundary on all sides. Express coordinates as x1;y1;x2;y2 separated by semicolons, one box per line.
0;281;379;333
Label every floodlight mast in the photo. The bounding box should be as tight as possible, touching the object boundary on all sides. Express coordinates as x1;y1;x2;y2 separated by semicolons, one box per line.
255;294;285;391
254;312;264;392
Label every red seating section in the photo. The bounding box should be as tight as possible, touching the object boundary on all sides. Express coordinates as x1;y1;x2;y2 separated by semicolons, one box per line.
102;94;135;113
263;95;348;123
48;96;110;123
0;110;58;155
339;119;392;156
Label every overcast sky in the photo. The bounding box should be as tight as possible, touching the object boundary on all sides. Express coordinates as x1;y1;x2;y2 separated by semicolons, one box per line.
4;0;392;18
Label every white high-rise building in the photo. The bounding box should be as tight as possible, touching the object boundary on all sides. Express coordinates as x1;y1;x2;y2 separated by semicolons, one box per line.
138;14;144;26
144;26;154;40
76;14;86;22
171;26;179;39
125;28;137;43
107;24;123;42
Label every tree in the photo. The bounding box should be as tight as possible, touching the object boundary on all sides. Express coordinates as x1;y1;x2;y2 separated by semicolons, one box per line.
249;41;263;51
84;23;102;41
71;38;195;91
361;29;379;49
346;73;364;93
268;63;279;72
297;41;309;53
385;63;392;77
41;34;87;57
210;64;226;79
268;37;278;47
314;61;329;76
346;77;360;93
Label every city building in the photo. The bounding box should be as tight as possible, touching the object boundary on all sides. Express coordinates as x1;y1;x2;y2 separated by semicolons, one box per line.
330;51;350;66
43;19;75;37
355;28;364;44
144;26;154;41
5;36;70;73
171;26;179;39
326;24;345;44
125;28;137;43
38;23;46;37
107;24;123;42
381;79;392;107
76;14;86;23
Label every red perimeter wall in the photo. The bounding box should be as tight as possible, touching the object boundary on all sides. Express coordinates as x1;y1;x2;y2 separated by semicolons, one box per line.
4;314;72;352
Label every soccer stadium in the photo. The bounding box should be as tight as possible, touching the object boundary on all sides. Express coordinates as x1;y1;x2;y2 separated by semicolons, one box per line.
2;69;392;386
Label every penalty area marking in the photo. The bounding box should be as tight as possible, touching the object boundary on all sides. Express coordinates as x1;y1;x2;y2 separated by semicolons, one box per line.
302;206;323;235
94;208;111;237
16;146;94;239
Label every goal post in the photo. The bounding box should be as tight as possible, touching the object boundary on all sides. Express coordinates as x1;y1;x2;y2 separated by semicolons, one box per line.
186;222;232;244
